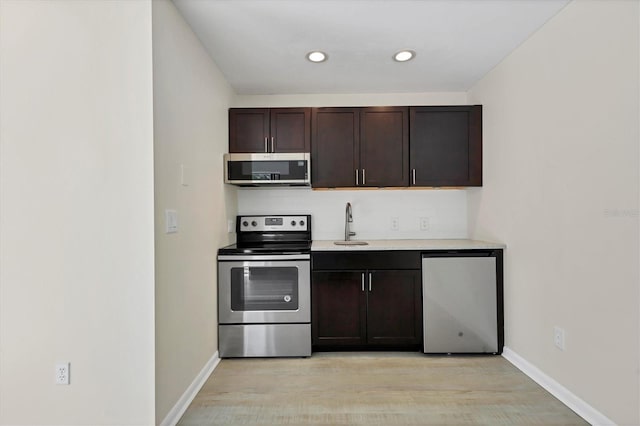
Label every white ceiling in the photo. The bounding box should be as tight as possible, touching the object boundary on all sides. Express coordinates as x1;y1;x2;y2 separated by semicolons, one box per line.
172;0;570;95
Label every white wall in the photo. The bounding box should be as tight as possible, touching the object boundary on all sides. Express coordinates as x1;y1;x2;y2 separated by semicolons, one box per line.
234;92;470;240
152;1;236;423
238;188;467;240
467;1;639;424
0;1;156;425
233;92;467;108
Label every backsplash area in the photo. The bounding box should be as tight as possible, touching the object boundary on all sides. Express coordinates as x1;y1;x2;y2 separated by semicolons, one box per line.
237;188;467;241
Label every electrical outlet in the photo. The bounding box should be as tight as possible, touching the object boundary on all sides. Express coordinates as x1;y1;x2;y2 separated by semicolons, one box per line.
390;217;399;231
553;326;565;351
420;217;430;231
55;362;70;385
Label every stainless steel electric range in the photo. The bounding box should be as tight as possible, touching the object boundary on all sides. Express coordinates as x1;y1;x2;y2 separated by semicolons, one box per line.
217;214;311;358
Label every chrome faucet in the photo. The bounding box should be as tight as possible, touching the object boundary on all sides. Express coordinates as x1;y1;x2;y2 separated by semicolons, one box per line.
345;202;356;241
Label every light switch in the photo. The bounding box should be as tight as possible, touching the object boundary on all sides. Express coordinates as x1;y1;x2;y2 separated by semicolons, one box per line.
165;209;178;233
180;164;189;186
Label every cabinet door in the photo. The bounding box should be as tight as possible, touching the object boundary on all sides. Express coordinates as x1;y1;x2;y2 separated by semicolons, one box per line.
312;271;367;346
409;106;482;186
229;109;270;153
311;108;360;188
366;270;422;346
360;107;409;187
270;108;311;153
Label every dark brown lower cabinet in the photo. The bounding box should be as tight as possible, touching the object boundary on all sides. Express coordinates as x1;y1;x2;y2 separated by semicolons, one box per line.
311;271;366;346
366;270;421;345
312;269;422;348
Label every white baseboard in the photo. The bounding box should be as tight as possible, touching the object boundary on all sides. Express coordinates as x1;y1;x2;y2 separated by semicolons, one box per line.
159;351;221;426
502;347;615;426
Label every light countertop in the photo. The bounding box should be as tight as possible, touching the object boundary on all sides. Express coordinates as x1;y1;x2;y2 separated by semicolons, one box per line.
312;239;506;251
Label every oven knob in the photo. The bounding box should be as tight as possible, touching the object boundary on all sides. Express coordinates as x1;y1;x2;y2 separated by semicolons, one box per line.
251;221;257;227
299;220;305;226
242;221;248;227
284;295;291;302
291;220;296;226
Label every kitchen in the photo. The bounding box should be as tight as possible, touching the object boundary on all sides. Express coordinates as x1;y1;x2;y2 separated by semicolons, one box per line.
0;1;637;426
220;103;503;357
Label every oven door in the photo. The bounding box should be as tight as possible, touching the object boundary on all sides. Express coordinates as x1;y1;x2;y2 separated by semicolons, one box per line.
218;257;310;324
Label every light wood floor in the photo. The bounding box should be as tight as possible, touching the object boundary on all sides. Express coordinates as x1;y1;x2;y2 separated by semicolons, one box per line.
178;352;588;425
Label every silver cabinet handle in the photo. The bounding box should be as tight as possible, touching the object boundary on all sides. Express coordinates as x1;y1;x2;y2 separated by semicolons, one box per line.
362;169;366;185
412;169;416;185
271;137;275;152
264;137;268;153
355;169;359;186
368;272;372;291
361;273;365;291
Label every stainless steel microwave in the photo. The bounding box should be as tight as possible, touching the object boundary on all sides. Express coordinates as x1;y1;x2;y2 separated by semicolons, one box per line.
224;153;311;186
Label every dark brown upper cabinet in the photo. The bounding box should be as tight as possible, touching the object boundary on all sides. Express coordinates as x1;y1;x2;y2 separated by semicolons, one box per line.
360;107;409;187
229;108;311;153
312;107;409;188
311;108;360;187
409;106;482;187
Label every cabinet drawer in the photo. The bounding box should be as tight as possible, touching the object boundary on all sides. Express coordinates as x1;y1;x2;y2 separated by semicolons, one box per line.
312;250;420;270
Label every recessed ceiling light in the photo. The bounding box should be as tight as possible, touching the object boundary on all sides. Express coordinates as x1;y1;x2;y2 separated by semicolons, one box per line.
393;50;416;62
306;51;328;63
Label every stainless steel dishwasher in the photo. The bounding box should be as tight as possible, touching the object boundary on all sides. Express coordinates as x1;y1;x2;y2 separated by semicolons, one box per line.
422;251;501;354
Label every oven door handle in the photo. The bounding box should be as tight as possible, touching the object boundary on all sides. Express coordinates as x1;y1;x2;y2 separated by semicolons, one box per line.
217;254;310;261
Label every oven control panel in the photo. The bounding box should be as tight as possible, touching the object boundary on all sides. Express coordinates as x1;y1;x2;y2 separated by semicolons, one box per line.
238;215;309;232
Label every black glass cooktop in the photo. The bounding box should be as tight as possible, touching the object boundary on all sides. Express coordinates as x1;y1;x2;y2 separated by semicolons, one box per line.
218;242;311;256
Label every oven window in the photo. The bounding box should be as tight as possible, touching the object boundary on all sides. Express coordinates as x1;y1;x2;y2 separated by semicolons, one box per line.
230;267;299;311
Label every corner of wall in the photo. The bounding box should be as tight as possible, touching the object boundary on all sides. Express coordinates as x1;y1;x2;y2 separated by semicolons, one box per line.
152;0;236;423
465;1;640;424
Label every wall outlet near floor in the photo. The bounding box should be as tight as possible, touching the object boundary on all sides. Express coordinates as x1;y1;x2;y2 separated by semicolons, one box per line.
55;362;70;385
420;217;430;231
390;217;399;231
553;326;565;351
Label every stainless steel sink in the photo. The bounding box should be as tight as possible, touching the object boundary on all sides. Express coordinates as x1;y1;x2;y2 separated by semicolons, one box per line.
333;241;369;246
